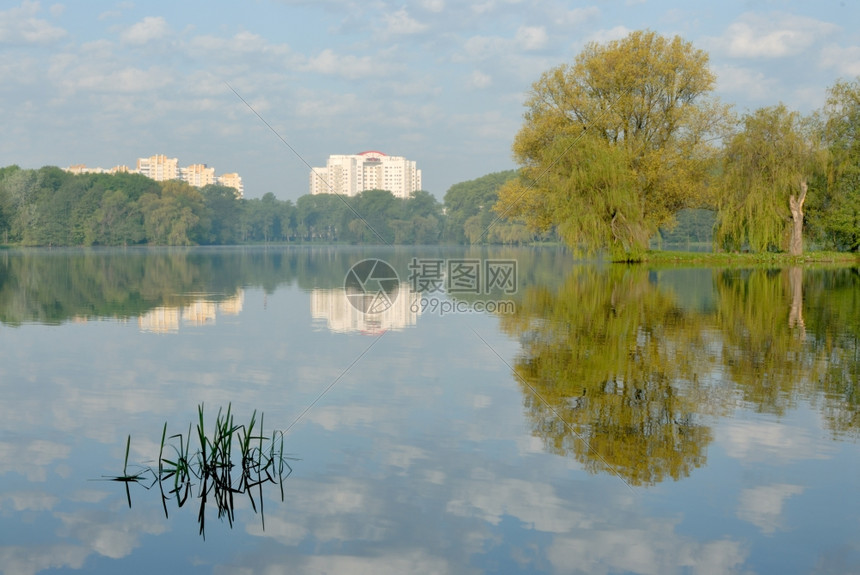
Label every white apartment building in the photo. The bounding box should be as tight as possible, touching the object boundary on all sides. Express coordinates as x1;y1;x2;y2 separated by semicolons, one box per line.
217;173;244;198
181;163;216;187
309;151;422;199
67;155;243;195
136;154;179;181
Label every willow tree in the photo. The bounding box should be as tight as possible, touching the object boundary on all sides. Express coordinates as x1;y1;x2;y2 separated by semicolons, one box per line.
494;30;728;261
714;105;824;255
809;78;860;251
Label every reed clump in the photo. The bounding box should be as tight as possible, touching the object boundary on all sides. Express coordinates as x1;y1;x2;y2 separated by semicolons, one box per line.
108;403;295;538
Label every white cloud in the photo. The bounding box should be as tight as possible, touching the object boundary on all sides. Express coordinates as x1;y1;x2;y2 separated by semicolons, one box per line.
469;70;492;89
421;0;445;12
559;6;600;26
712;12;839;59
586;25;633;44
737;483;804;534
121;16;169;46
713;64;780;102
304;48;391;79
515;25;548;51
383;8;428;35
820;44;860;76
0;0;66;44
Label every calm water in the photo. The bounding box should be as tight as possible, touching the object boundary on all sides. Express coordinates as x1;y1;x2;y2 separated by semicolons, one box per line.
1;247;858;574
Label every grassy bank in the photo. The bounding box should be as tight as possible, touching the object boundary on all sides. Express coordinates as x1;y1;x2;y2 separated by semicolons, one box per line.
641;250;860;267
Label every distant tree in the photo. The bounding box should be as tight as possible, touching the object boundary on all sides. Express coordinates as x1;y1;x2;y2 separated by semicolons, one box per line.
201;184;242;244
443;170;517;244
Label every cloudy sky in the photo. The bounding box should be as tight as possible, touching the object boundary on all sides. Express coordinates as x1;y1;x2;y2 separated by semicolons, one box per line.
2;0;859;200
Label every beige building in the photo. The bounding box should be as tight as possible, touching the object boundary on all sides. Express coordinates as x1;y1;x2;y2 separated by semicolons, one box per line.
310;151;422;199
181;163;216;187
217;172;244;198
136;154;179;181
65;164;131;175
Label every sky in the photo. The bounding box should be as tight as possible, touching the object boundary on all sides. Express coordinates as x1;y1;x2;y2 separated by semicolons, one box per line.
2;0;859;200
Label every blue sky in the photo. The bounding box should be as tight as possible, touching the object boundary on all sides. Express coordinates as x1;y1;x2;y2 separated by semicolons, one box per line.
2;0;858;200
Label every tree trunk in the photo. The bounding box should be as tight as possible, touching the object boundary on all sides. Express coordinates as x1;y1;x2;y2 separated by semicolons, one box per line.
788;179;807;256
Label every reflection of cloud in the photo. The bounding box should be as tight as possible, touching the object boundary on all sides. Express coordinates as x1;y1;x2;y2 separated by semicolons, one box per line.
0;491;58;511
721;420;832;463
300;551;455;575
547;530;746;575
737;483;804;534
0;544;88;575
0;440;71;481
447;478;590;533
56;509;168;559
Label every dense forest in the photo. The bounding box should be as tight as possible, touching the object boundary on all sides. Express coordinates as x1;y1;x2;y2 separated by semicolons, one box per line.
0;166;535;246
0;165;721;248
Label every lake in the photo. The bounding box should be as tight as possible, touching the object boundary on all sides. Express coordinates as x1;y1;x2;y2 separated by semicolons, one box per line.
1;246;858;574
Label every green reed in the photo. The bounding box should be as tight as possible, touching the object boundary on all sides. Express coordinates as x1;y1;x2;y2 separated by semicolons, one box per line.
109;403;295;538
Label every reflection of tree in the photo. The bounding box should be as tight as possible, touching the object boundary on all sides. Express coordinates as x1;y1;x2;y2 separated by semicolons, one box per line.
503;264;860;486
500;266;720;486
713;267;860;436
713;268;815;415
803;268;860;436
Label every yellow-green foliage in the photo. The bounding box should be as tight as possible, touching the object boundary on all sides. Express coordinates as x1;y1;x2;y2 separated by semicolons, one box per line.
496;30;729;261
714;104;825;252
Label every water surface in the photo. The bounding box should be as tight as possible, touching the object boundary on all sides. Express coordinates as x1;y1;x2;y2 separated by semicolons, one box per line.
1;247;858;574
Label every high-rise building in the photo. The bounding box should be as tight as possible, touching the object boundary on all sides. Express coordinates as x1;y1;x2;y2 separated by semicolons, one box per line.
217;173;244;198
309;151;422;199
181;163;216;187
136;154;179;181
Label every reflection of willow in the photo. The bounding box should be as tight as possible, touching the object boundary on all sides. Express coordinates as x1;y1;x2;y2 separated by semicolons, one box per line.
716;267;860;435
713;268;815;414
499;266;721;487
805;268;860;435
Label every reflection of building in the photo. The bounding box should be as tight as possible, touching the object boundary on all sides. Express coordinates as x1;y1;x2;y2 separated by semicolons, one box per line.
311;285;420;334
309;151;422;199
218;291;244;315
183;301;217;326
138;306;181;333
138;290;243;333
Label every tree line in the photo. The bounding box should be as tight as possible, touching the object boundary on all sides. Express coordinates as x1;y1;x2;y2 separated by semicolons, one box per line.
0;166;535;247
496;30;860;260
